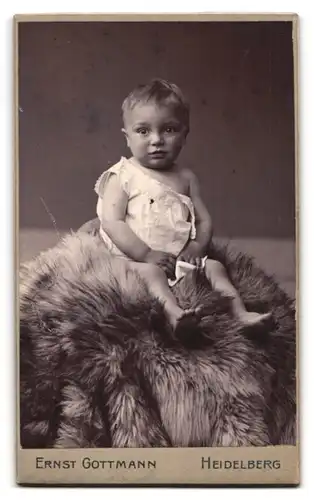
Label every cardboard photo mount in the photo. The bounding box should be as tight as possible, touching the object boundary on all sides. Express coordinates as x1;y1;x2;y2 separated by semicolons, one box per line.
15;12;299;486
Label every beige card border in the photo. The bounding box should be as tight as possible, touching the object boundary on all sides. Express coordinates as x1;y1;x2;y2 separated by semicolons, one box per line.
14;13;298;22
14;13;300;486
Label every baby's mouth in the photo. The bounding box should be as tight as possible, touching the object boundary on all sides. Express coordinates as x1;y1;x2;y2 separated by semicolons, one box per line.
149;151;166;157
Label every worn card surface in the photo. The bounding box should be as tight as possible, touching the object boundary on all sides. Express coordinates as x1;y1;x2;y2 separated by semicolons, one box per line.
16;13;299;485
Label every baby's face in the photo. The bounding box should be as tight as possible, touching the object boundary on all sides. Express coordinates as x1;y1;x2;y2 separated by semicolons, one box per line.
122;102;187;169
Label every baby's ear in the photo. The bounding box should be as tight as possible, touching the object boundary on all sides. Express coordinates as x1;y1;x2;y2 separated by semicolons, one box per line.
121;128;130;147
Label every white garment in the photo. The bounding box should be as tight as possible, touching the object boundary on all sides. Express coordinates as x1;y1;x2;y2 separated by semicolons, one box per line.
95;157;206;286
95;157;197;258
168;256;208;287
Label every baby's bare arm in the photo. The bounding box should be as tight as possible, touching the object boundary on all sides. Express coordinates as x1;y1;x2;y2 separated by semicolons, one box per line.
188;170;213;251
100;174;151;261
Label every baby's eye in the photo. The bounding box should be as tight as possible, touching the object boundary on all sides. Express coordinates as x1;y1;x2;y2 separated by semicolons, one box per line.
137;127;149;135
165;126;177;133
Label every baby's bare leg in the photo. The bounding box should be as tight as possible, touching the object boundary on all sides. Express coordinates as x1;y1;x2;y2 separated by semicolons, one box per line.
205;259;271;326
128;262;200;330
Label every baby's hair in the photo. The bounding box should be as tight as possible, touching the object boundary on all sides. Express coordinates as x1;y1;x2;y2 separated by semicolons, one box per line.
122;78;190;132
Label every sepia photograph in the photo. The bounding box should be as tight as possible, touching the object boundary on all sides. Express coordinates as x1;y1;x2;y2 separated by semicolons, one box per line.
17;14;298;484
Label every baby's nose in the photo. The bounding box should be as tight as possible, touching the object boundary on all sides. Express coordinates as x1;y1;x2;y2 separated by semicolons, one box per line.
151;133;164;145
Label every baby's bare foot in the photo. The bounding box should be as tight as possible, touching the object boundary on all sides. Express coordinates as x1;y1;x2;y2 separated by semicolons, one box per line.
168;307;202;331
238;311;272;327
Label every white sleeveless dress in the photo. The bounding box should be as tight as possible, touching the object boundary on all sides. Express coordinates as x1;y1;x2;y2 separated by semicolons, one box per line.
95;157;207;285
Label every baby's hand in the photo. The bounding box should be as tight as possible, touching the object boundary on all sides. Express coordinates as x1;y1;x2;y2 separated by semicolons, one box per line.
179;241;204;267
144;249;176;279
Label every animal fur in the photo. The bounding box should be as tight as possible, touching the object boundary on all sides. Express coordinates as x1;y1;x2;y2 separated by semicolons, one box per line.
19;231;296;448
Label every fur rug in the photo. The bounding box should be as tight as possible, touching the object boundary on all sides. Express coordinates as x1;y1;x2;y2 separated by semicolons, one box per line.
19;231;296;448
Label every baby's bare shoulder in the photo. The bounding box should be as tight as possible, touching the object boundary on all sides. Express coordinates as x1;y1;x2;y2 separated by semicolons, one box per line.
180;168;199;184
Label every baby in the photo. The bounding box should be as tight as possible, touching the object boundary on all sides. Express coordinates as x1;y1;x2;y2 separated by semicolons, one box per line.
95;78;271;333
